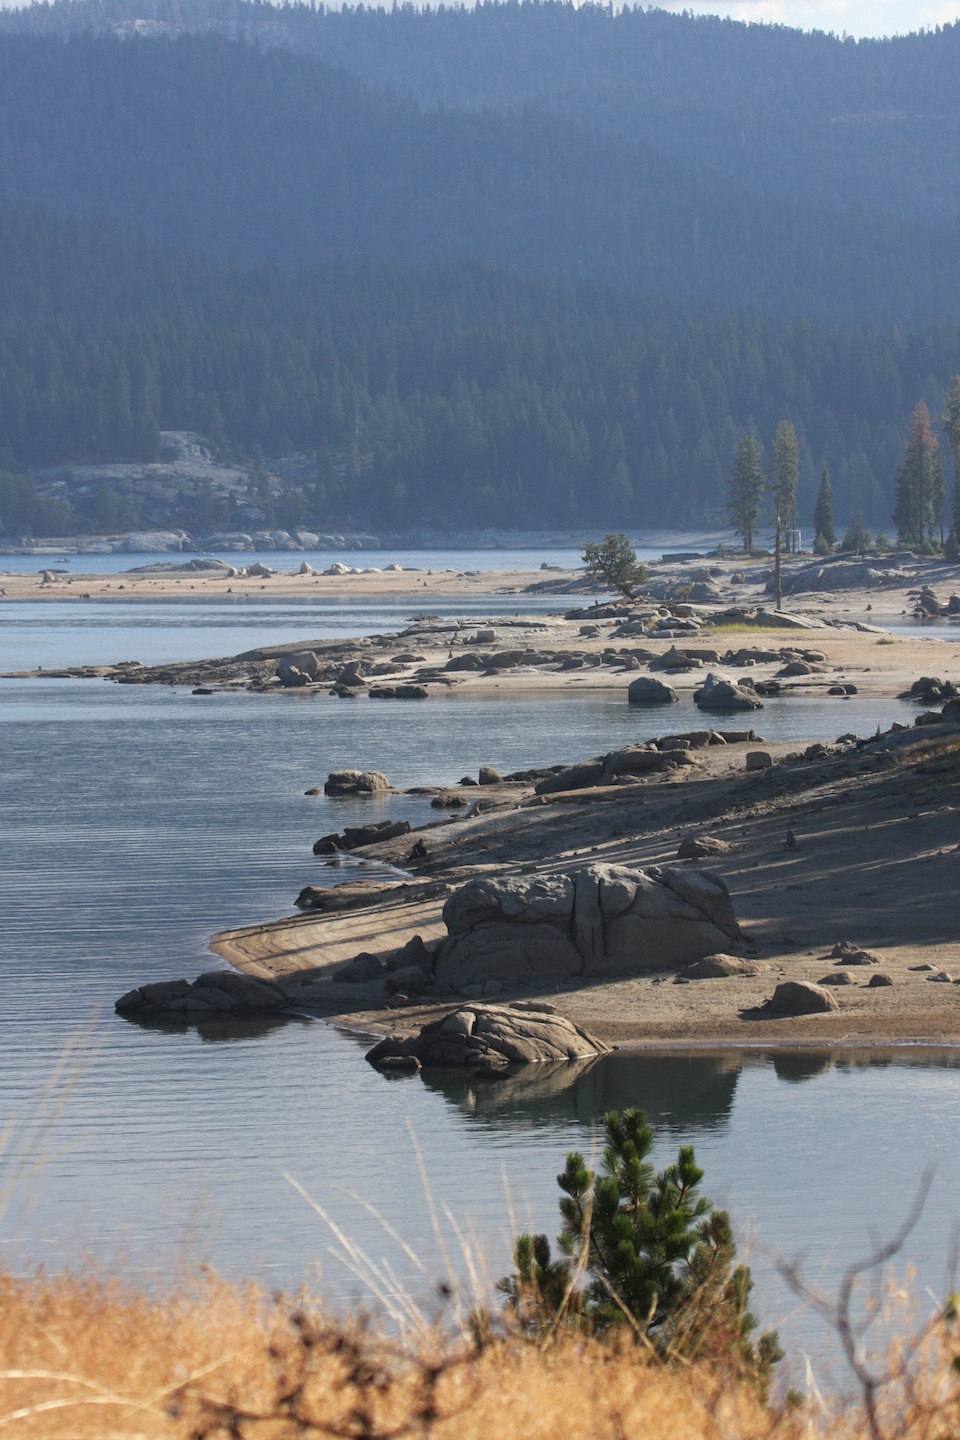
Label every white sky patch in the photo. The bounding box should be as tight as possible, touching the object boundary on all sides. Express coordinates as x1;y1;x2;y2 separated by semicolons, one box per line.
652;0;954;36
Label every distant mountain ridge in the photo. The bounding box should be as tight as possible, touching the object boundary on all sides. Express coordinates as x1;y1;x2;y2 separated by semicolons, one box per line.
0;1;958;533
0;30;956;322
3;0;959;226
2;199;957;537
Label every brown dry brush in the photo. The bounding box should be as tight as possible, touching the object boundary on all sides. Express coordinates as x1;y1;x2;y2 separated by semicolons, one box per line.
1;1265;960;1440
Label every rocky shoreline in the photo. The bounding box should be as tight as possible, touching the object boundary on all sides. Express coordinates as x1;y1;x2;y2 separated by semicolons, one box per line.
115;703;960;1056
11;545;957;1058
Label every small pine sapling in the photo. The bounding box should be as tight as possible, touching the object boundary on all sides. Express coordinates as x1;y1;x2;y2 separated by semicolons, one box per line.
500;1109;781;1394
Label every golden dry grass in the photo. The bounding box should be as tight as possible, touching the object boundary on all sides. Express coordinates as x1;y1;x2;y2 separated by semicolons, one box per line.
0;1267;958;1440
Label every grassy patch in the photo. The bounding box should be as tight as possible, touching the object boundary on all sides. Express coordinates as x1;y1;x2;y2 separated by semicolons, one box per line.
0;1264;957;1438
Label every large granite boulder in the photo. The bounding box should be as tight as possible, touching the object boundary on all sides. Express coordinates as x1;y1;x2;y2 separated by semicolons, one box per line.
366;1001;609;1072
432;863;740;991
766;980;839;1015
694;672;763;713
324;770;391;796
627;676;679;704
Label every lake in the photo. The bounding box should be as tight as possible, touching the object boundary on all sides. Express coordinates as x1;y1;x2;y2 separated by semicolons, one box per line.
0;534;731;577
0;578;956;1388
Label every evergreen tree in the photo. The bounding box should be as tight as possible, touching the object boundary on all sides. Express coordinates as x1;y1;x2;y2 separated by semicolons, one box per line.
581;532;646;598
499;1109;781;1393
893;400;943;548
813;464;836;548
942;375;960;545
769;419;799;551
840;514;873;554
727;433;765;553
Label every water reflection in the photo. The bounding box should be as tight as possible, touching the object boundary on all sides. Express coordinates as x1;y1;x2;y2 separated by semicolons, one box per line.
124;1011;304;1043
771;1050;834;1084
418;1051;742;1135
773;1045;960;1079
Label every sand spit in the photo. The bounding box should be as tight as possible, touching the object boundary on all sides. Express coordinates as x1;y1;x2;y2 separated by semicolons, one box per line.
211;719;960;1048
6;555;960;709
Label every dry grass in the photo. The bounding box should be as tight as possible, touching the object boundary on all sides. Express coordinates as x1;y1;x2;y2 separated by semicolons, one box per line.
0;1266;958;1440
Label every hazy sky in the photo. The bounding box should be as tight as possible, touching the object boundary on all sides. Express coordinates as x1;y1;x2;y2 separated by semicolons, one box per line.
656;0;957;37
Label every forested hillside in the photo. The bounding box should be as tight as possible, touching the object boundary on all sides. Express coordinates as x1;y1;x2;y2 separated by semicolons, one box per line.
2;201;956;534
4;0;959;225
0;4;957;535
0;33;956;323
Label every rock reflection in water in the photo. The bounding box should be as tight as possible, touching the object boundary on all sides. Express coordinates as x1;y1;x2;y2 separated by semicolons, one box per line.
771;1050;835;1085
124;1011;302;1043
773;1046;960;1084
420;1051;742;1135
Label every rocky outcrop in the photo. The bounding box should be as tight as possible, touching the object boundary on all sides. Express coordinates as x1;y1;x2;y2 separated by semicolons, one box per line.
694;672;763;713
676;835;731;859
533;735;712;795
900;676;958;705
534;761;605;794
313;819;411;854
679;954;761;979
368;684;429;700
323;770;390;796
432;863;740;990
627;676;679;704
116;969;288;1022
119;530;190;553
277;650;319;686
366;1001;609;1072
778;558;912;594
829;942;880;966
648;647;702;673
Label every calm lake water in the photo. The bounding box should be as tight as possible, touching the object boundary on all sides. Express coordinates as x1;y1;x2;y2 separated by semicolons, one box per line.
0;534;729;577
0;579;957;1385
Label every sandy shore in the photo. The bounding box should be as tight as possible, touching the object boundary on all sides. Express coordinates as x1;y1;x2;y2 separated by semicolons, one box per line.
0;562;557;603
